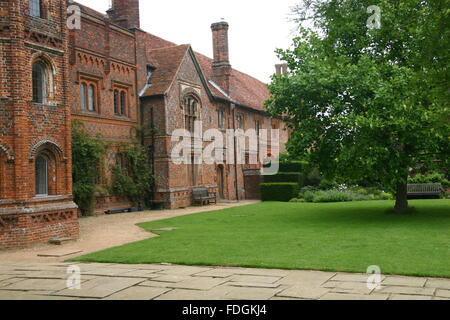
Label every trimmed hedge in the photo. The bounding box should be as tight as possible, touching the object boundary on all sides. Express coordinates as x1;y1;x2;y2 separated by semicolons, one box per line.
263;172;303;184
279;161;307;173
260;183;300;202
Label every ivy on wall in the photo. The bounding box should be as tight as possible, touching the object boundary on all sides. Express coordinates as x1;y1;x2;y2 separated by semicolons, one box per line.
111;144;153;208
72;120;106;216
72;121;154;215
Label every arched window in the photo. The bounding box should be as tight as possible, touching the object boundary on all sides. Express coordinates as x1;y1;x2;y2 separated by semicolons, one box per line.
88;84;95;111
218;108;226;129
35;155;48;196
120;91;126;116
114;90;119;114
184;96;199;133
80;83;87;110
32;61;46;103
29;0;42;18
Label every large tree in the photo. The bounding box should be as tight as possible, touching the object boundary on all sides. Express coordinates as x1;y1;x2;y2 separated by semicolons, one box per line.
266;0;449;213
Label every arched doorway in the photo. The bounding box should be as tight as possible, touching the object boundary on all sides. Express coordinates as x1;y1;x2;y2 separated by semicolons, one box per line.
217;165;225;199
35;155;48;196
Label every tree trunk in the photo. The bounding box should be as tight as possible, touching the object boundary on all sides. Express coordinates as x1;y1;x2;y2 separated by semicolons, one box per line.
394;182;409;214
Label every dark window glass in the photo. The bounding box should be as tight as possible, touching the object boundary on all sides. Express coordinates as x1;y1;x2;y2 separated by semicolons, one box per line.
120;91;126;115
35;155;48;195
114;90;119;114
80;83;87;110
29;0;41;18
88;84;95;111
32;62;46;103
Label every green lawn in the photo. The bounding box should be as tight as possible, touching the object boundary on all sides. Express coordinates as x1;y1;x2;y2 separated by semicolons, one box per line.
71;200;450;277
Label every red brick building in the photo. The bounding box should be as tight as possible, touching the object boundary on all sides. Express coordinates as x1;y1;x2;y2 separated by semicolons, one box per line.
0;0;289;247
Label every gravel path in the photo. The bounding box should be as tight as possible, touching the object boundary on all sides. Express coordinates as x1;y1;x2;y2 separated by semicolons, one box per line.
0;201;259;263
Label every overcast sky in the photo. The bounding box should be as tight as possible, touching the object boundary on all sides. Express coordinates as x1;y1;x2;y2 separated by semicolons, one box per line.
75;0;300;83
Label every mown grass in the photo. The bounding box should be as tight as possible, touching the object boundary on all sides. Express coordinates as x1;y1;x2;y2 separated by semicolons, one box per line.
70;200;450;277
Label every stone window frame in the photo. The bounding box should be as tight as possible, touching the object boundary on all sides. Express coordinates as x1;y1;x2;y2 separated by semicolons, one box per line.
79;79;99;113
218;107;226;129
183;94;201;134
31;55;55;105
76;72;103;114
236;113;245;130
112;81;132;118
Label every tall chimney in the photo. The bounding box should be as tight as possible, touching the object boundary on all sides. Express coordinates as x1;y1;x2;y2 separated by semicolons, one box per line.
107;0;140;30
211;21;231;94
275;63;288;75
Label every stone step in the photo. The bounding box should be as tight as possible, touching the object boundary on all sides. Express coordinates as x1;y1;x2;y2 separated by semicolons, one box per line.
48;237;76;246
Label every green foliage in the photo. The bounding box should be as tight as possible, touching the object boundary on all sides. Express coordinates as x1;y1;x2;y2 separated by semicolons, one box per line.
279;161;306;173
266;0;450;211
296;186;393;203
409;173;450;190
72;121;106;216
260;183;300;202
263;172;303;184
111;144;153;207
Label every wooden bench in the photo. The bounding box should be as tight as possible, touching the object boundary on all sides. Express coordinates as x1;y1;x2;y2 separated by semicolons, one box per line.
407;183;443;198
192;188;217;206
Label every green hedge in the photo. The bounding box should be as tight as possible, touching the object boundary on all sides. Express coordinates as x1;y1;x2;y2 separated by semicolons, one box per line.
260;183;300;202
263;172;303;184
279;161;307;173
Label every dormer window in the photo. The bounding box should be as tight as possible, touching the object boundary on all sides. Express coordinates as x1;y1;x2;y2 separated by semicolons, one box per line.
29;0;42;18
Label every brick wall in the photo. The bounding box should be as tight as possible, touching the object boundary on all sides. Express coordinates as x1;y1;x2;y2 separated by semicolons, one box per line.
0;0;79;248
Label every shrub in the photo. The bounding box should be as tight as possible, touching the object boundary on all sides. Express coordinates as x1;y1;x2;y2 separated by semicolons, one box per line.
263;172;302;184
260;183;300;202
72;121;106;216
409;173;450;189
318;179;339;190
279;161;308;173
297;187;394;203
111;144;153;207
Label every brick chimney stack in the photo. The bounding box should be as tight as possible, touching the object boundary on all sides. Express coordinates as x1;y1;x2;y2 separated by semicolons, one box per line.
275;63;288;75
211;21;232;94
107;0;140;30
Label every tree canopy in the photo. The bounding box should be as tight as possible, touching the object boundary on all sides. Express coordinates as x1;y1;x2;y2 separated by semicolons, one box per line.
266;0;449;213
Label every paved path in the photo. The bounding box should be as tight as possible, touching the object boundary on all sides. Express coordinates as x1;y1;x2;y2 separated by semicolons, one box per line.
0;262;449;300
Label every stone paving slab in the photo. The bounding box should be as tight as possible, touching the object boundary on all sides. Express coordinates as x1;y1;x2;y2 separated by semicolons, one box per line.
276;285;329;299
322;281;374;295
0;262;449;300
435;289;450;298
425;278;450;290
320;293;389;300
1;278;69;291
52;277;146;299
389;294;432;300
382;276;427;287
168;277;229;291
104;286;170;300
379;285;436;296
230;275;281;284
332;273;386;283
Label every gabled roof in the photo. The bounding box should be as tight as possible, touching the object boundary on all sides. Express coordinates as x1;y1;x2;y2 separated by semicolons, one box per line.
76;2;270;113
194;53;269;111
143;45;190;96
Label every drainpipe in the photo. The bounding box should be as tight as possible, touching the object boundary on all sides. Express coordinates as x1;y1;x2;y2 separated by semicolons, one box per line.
231;103;240;202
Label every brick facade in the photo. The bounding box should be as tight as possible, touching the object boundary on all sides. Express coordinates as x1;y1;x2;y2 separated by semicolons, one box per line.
0;0;289;247
0;0;79;248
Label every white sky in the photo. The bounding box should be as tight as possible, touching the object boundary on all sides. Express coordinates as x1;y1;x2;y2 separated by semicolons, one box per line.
75;0;300;83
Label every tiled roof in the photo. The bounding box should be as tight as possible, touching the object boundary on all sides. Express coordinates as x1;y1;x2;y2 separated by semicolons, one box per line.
76;3;269;112
194;53;269;111
143;45;190;96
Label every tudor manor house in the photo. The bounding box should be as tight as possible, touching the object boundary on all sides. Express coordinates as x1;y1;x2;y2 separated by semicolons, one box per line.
0;0;289;248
